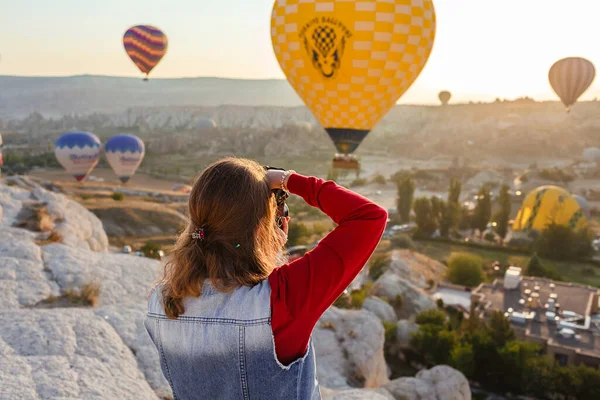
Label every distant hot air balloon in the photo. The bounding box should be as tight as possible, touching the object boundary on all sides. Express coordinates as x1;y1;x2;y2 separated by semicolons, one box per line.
549;57;595;113
439;91;451;106
54;132;101;182
271;0;436;168
123;25;168;81
104;134;145;184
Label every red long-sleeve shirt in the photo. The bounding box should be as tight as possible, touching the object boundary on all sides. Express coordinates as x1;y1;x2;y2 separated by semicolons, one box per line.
268;173;388;365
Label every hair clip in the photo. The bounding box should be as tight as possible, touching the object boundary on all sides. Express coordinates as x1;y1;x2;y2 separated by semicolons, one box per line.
191;227;205;241
235;244;241;249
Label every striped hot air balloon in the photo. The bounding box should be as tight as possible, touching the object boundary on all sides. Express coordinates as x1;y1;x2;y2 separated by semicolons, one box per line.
549;57;595;113
123;25;168;81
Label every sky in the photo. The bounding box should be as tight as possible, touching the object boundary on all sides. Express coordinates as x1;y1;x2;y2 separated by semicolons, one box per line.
1;0;600;104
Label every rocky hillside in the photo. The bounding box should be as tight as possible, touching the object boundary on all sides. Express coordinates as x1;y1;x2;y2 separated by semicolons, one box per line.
0;177;470;400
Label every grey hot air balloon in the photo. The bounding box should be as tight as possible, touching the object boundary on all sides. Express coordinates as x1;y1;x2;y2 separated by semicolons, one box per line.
438;91;451;106
549;57;596;113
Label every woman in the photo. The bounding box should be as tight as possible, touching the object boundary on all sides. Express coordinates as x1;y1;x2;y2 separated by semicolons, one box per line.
145;158;387;399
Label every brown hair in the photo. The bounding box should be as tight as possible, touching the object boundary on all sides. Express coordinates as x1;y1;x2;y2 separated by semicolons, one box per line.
161;157;281;319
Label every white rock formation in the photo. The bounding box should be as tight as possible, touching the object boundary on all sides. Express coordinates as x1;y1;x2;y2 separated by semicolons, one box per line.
395;320;420;349
383;365;471;400
32;186;109;252
0;310;158;400
372;250;446;316
0;178;108;252
323;388;395;400
314;307;389;389
362;297;398;323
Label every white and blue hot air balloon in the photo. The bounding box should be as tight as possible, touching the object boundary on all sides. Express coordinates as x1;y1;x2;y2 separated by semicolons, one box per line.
54;132;101;182
104;134;145;184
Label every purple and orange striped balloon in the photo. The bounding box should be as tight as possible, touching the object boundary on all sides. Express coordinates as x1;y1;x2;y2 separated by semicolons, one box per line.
123;25;168;80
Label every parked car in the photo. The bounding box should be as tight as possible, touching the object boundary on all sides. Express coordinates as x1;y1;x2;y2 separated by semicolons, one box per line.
122;245;132;254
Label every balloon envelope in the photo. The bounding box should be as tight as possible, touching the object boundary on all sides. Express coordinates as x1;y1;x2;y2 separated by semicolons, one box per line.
104;134;145;184
549;57;595;112
123;25;168;78
271;0;436;154
438;90;451;105
513;186;587;233
54;132;101;182
573;195;591;220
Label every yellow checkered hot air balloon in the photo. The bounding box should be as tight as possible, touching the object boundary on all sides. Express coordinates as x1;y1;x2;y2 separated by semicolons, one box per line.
271;0;436;168
513;186;587;233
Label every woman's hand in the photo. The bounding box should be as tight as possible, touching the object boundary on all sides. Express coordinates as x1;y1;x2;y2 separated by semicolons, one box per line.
266;169;294;191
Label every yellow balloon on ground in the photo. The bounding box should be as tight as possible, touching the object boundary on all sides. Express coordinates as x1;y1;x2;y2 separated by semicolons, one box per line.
512;186;587;233
271;0;436;155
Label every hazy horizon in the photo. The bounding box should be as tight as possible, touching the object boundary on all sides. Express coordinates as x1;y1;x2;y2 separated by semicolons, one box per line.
2;0;600;104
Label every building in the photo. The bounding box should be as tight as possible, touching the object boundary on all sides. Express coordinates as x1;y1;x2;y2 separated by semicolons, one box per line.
471;267;600;368
431;283;472;314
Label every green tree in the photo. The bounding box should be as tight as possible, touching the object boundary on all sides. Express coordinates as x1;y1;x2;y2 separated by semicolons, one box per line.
446;252;484;287
440;179;462;237
472;185;492;235
430;196;445;227
448;178;462;205
493;184;511;240
488;311;515;347
536;223;593;261
413;197;437;236
415;309;446;326
397;177;415;223
526;253;545;277
450;344;475;379
410;324;456;366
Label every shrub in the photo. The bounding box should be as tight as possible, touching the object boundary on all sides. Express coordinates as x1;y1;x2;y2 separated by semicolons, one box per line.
374;174;387;185
484;232;496;243
141;242;163;260
582;267;596;276
383;320;397;344
446;252;484;287
436;298;445;309
350;282;373;308
111;192;124;201
415;309;446;326
333;293;352;309
350;178;368;187
80;193;92;200
287;222;312;246
390;234;415;250
80;281;101;307
369;253;391;280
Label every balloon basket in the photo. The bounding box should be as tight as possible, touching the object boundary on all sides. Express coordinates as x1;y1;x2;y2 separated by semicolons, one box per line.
332;154;360;170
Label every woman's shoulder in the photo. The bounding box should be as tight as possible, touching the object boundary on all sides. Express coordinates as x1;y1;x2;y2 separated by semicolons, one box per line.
146;283;165;315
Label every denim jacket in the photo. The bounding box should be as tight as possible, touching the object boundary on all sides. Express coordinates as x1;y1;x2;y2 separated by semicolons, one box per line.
145;280;321;400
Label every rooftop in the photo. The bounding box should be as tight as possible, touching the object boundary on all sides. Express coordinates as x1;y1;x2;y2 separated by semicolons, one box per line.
473;276;600;356
475;276;597;317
